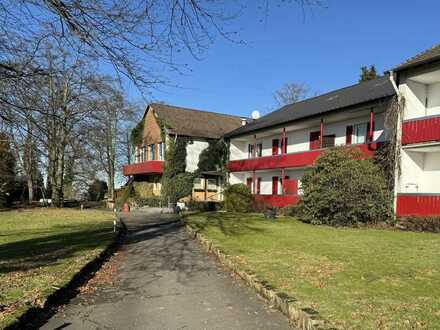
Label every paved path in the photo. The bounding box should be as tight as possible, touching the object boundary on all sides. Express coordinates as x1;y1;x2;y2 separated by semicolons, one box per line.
42;211;292;330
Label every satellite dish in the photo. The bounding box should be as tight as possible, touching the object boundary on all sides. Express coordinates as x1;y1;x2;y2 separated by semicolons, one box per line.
251;110;260;120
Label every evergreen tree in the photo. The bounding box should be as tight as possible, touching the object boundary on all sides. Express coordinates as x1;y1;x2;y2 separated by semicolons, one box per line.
360;65;378;82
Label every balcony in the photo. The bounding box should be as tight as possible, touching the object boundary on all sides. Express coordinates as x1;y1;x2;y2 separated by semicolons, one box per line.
122;161;164;176
396;193;440;217
228;143;380;172
402;115;440;145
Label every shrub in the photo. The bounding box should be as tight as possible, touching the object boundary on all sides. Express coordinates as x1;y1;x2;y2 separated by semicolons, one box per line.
133;196;162;208
397;216;440;233
188;200;223;211
132;181;155;198
278;204;301;217
299;147;393;226
161;172;194;205
224;184;253;212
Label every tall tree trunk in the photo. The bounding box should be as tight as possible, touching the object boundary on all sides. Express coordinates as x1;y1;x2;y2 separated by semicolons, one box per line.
24;114;34;203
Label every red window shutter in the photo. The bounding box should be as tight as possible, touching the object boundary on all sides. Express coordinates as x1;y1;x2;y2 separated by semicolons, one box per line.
309;131;321;150
272;139;279;155
246;178;252;190
346;126;353;145
257;178;261;194
272;176;278;195
284;178;298;195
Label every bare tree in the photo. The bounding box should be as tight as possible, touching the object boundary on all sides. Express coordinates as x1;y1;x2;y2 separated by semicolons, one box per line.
85;81;139;202
273;82;309;107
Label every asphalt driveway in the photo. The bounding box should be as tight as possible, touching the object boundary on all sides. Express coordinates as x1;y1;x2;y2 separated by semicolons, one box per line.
41;211;292;329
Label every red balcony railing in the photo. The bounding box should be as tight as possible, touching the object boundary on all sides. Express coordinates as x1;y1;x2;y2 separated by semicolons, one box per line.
228;143;380;172
122;161;164;176
254;194;300;208
396;193;440;217
402;115;440;145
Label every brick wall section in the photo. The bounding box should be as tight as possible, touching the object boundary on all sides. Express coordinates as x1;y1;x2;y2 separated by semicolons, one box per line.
143;108;163;159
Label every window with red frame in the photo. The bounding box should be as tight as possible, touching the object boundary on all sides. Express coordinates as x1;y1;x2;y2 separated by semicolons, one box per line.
246;177;253;190
309;131;321;150
272;139;279;155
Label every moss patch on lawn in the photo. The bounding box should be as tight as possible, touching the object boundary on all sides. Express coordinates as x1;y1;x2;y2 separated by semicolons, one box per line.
186;212;440;329
0;208;115;329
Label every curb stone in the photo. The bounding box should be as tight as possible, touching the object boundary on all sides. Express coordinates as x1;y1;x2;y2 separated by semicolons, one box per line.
185;224;335;330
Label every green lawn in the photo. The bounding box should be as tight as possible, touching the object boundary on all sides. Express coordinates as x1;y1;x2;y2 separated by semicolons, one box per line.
186;212;440;329
0;208;115;328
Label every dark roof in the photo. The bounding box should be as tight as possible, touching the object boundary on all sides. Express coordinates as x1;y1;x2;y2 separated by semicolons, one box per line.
393;44;440;71
149;103;244;139
225;76;396;138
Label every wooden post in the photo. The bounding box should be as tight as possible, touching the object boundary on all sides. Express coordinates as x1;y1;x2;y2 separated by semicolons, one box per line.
281;128;286;154
281;168;285;195
252;134;257;194
320;119;324;148
369;110;374;142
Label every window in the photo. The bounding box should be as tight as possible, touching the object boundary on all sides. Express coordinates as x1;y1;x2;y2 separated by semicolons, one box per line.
353;123;368;144
158;142;164;160
257;178;261;194
248;144;254;159
135;146;140;163
256;143;263;157
346;126;353;145
149;144;154;160
272;139;279;155
246;177;253;190
207;178;218;191
139;146;146;162
322;134;336;148
194;178;203;190
281;137;288;154
309;131;321;150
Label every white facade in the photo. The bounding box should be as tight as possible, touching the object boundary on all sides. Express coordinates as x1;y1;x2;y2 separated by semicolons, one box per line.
397;65;440;195
228;103;389;198
229;108;387;161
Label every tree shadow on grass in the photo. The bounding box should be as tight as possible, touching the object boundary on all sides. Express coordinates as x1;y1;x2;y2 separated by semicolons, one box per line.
189;212;268;237
0;226;113;274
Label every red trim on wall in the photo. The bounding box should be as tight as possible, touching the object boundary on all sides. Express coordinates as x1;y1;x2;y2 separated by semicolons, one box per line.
254;194;299;208
402;115;440;145
122;161;164;176
284;179;298;195
228;143;380;172
396;194;440;217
